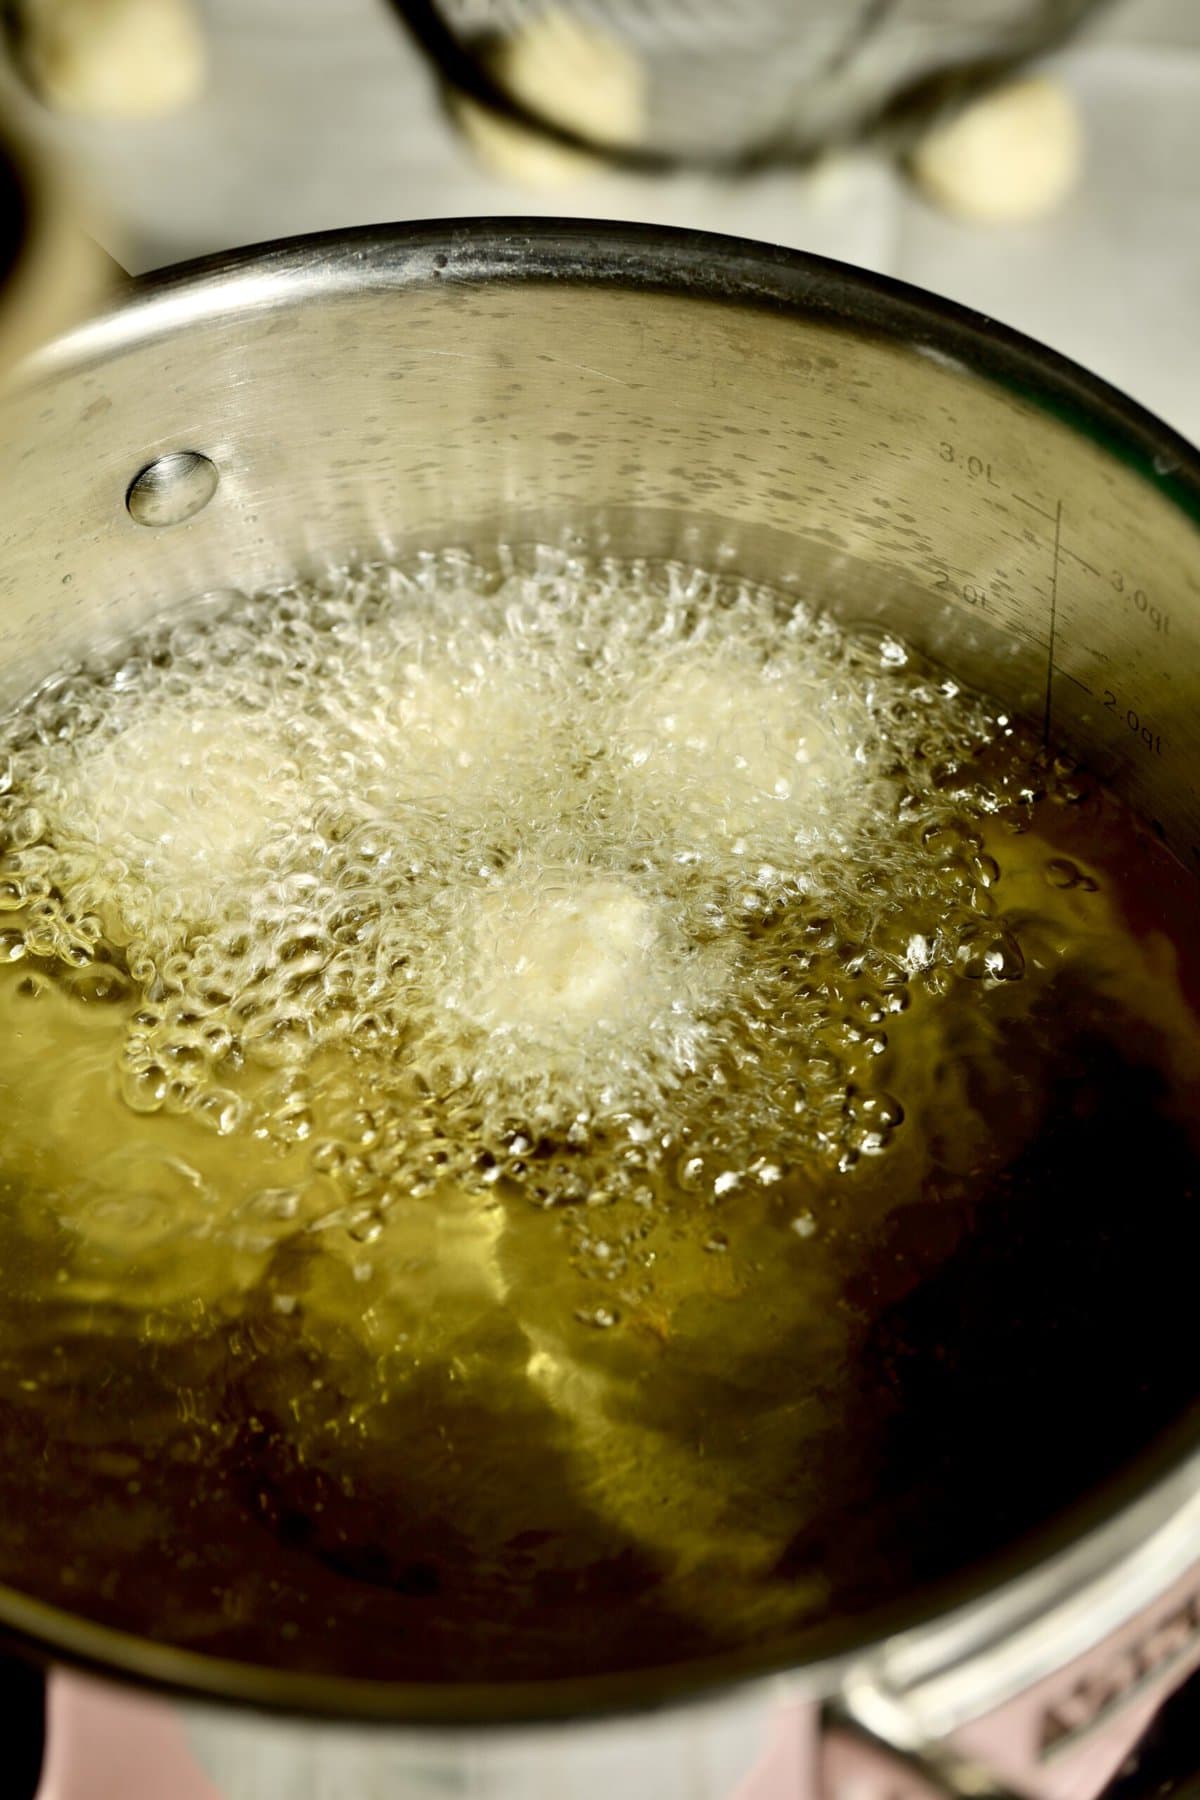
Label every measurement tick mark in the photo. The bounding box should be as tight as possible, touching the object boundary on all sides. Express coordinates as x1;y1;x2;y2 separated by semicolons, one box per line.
1042;499;1064;745
1064;673;1092;696
1012;490;1059;524
1063;545;1102;579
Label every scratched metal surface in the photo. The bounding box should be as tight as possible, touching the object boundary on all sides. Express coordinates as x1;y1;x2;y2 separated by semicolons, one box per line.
7;231;1194;817
4;5;1199;1798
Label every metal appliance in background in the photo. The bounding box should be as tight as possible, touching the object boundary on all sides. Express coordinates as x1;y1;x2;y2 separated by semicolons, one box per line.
396;0;1112;168
1;220;1199;1800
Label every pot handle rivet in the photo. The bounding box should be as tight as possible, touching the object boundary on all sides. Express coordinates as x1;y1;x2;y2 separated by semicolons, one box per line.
126;450;218;527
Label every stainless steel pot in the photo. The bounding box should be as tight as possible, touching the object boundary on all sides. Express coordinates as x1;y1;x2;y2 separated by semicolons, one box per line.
1;220;1199;1800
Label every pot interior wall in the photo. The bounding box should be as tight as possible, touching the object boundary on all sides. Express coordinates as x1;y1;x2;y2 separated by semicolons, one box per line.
0;228;1198;1713
2;241;1198;864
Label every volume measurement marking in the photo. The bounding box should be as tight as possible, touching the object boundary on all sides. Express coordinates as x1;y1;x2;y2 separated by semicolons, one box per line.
934;456;1171;758
1042;499;1064;744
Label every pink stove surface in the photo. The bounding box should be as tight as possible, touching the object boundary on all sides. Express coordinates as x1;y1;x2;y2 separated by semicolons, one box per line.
37;1676;223;1800
29;1563;1200;1800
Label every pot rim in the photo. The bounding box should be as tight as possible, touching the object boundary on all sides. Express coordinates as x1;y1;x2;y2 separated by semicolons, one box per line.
4;217;1199;1729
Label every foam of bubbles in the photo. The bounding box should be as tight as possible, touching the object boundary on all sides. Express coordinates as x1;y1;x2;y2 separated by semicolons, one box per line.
58;702;304;930
428;864;731;1118
0;550;1014;1237
611;638;858;858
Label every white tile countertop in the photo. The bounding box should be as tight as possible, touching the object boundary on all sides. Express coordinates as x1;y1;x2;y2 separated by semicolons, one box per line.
26;0;1200;446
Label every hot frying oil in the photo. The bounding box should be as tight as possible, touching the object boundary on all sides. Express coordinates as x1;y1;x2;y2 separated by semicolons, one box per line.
0;552;1196;1680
